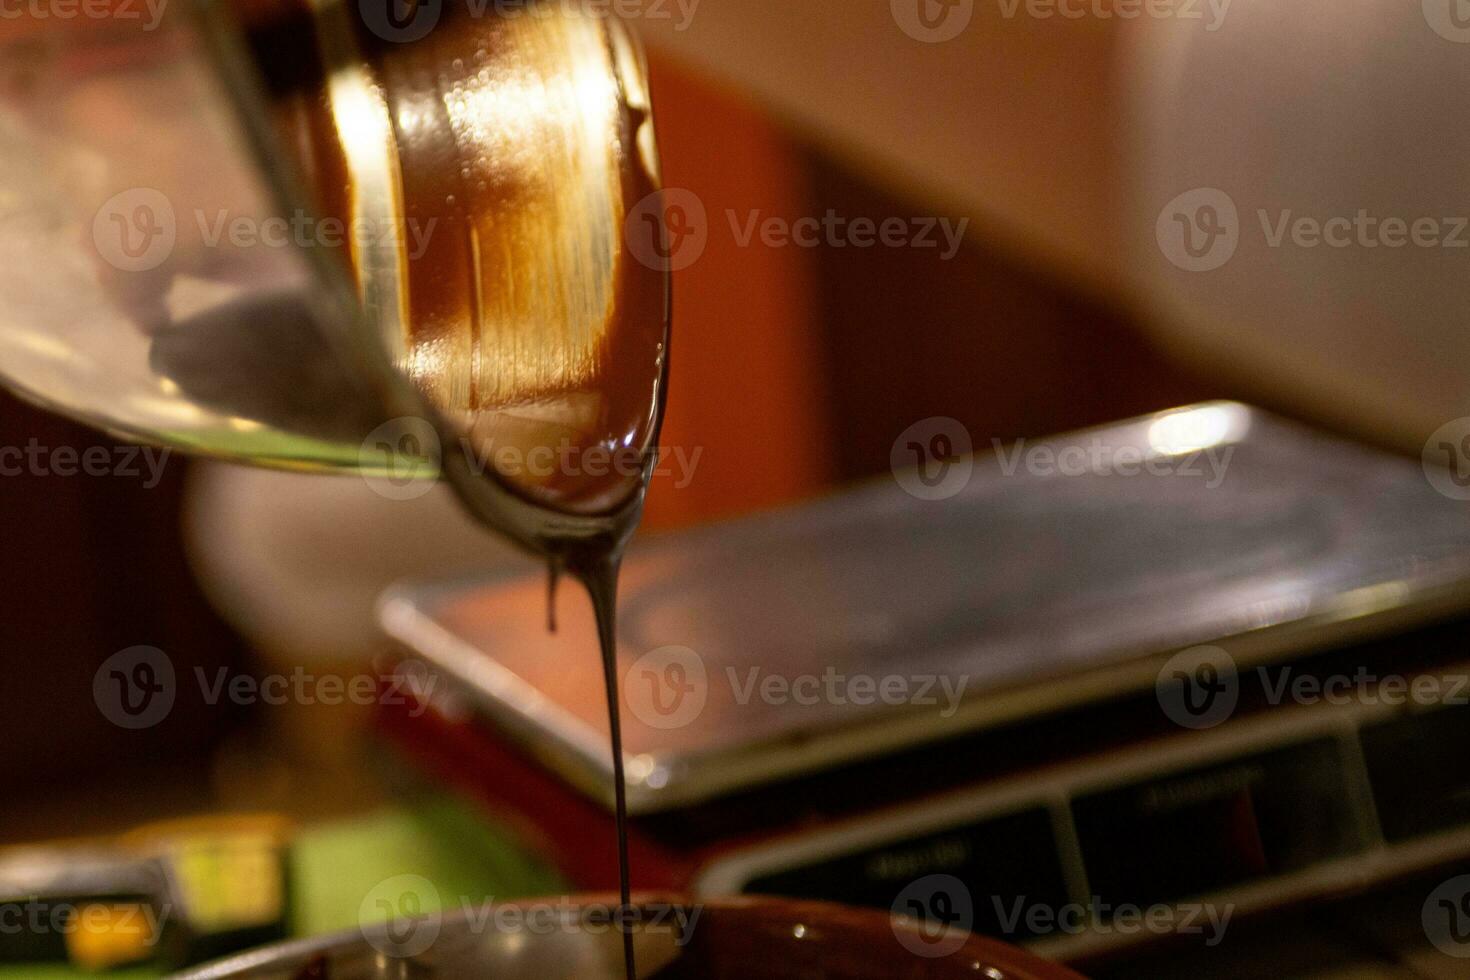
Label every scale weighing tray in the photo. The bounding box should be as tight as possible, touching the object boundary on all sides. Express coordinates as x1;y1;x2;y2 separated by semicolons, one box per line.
378;402;1470;815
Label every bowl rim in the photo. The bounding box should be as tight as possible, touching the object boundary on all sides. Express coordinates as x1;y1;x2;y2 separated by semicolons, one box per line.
168;893;1084;980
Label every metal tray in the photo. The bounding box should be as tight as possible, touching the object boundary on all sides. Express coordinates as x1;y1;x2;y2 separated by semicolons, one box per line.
380;403;1470;813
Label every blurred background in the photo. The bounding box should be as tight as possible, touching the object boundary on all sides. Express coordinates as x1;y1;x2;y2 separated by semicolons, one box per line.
2;0;1223;829
4;1;1470;977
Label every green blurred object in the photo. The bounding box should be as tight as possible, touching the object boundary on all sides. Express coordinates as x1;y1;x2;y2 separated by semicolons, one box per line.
0;795;563;979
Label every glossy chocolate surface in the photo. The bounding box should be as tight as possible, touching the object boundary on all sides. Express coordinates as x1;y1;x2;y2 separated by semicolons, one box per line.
272;2;667;516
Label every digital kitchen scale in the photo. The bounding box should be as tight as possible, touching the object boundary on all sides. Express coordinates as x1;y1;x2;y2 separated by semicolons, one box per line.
375;403;1470;963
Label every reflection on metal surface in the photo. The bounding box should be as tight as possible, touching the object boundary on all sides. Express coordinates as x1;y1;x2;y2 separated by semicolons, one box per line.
171;905;688;979
0;5;388;468
0;0;670;549
1146;402;1252;458
166;899;1060;980
308;0;410;366
381;404;1470;813
277;0;665;514
305;1;667;514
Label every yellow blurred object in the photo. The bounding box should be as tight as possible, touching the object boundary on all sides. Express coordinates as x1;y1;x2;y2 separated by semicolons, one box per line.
123;814;293;934
64;903;157;973
121;813;294;853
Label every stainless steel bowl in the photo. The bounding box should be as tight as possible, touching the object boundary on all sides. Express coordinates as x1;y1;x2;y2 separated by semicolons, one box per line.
168;897;1084;979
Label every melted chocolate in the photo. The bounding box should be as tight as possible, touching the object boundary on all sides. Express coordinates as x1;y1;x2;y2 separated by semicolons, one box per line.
254;6;668;977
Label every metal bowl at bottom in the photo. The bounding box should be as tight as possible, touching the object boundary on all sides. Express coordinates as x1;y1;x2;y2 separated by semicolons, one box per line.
169;896;1085;979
